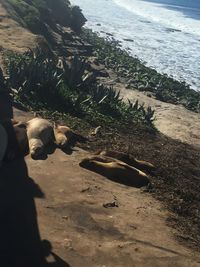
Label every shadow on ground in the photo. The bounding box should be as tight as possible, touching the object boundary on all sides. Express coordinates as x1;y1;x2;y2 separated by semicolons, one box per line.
0;90;70;266
0;155;70;267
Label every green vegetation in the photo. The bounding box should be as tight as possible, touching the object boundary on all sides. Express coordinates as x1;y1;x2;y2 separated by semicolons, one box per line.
7;0;42;31
81;29;200;113
5;49;155;130
6;0;86;33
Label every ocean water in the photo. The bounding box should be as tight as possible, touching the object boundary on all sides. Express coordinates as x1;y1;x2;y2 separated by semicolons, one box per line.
70;0;200;91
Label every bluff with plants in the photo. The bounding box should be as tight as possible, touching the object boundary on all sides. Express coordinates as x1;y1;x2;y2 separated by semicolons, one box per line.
4;0;86;34
81;29;200;113
5;48;155;129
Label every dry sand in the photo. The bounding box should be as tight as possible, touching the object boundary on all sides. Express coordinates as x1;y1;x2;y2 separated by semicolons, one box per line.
119;86;200;148
0;1;37;53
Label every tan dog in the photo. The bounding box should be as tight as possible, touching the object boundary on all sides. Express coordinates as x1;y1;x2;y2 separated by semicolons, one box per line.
54;124;87;148
53;125;72;148
0;123;8;166
96;150;155;173
79;155;150;187
26;118;54;159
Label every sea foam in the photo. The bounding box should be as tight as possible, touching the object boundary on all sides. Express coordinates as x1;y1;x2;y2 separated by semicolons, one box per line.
70;0;200;91
113;0;200;36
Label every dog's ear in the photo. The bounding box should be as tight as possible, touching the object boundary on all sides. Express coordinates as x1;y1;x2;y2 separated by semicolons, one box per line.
11;119;19;125
11;119;27;128
17;122;27;129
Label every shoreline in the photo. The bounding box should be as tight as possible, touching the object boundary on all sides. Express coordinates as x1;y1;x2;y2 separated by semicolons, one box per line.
71;0;200;91
81;28;200;114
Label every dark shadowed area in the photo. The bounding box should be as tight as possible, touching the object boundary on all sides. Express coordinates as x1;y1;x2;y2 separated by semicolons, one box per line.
0;89;70;267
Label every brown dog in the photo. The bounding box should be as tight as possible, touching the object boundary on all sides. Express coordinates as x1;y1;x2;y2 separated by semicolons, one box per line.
79;155;150;188
54;124;87;148
53;125;72;148
96;150;155;173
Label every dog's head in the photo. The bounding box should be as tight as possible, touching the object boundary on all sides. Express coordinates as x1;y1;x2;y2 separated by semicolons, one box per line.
29;138;44;159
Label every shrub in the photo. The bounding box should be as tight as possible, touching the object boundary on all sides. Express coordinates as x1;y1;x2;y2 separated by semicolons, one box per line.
5;49;155;128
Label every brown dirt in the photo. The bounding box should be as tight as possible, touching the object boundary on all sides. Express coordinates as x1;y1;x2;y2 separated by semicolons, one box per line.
120;87;200;148
1;107;200;266
99;72;200;149
0;1;37;53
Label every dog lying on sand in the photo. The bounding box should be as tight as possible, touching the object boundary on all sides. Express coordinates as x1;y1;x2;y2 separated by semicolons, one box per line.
4;117;87;160
54;124;87;149
79;154;150;188
25;118;55;159
95;150;155;173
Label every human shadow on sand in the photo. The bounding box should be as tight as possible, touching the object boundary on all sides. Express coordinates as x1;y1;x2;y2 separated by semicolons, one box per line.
0;83;69;266
0;157;70;267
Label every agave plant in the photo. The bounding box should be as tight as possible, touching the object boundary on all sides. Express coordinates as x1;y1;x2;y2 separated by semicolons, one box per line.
90;84;122;104
6;49;64;108
145;106;155;124
61;55;96;89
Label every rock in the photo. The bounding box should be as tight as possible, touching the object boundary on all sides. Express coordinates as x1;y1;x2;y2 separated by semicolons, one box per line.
71;5;87;33
103;201;119;208
106;32;114;37
62;216;68;220
123;38;134;42
125;84;132;89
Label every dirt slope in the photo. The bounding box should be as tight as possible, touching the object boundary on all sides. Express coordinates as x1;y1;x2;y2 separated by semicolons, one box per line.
0;1;37;53
2;107;197;267
119;87;200;148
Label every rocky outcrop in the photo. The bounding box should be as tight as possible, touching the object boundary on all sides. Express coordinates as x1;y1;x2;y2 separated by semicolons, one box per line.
0;0;92;59
3;0;86;34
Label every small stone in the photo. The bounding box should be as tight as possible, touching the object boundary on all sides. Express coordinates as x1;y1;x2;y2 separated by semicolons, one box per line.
63;238;72;249
103;201;119;208
81;187;90;193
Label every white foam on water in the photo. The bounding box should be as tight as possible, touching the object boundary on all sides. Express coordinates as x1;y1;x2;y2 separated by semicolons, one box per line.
70;0;200;91
113;0;200;36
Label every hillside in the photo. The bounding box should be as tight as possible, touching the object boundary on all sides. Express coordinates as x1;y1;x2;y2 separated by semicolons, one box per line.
0;0;200;265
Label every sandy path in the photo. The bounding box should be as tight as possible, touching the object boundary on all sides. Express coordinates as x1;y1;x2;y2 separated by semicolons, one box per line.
31;149;200;266
114;83;200;148
8;108;199;266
